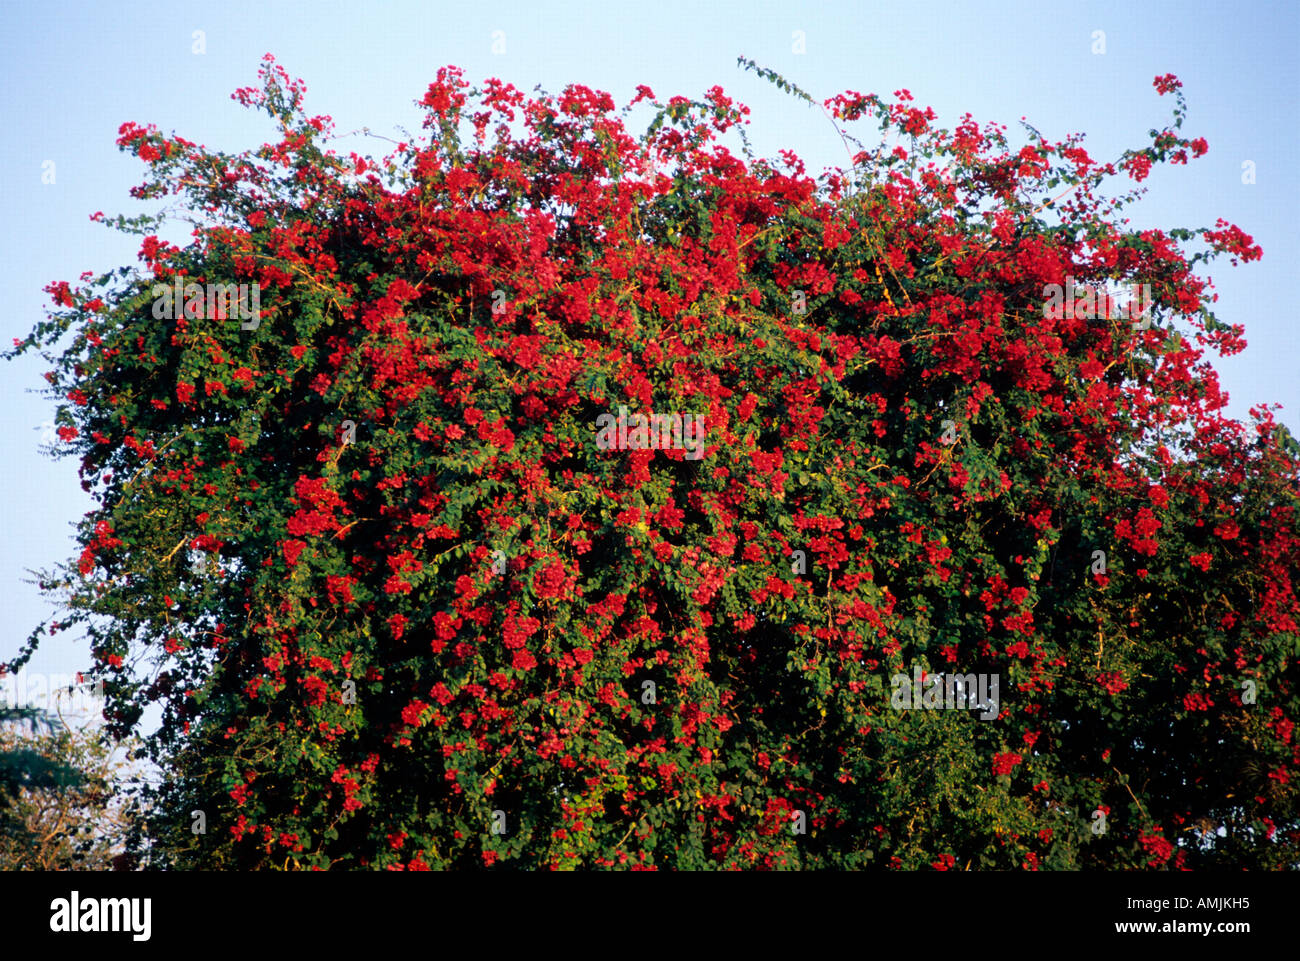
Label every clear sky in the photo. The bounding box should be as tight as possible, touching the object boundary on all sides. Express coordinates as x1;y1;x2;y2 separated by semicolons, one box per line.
1;0;1296;708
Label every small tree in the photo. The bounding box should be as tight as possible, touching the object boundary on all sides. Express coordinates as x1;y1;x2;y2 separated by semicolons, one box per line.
0;714;137;870
0;704;81;863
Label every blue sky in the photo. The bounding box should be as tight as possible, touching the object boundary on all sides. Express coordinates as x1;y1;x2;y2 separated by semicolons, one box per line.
1;0;1296;702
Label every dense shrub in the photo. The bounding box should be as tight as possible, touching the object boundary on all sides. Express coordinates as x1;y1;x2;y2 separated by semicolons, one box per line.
9;57;1297;869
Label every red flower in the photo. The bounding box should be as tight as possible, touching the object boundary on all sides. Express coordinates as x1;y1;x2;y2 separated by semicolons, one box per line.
401;700;429;726
992;752;1023;776
1153;74;1182;95
281;539;306;566
1139;829;1175;866
1097;672;1128;695
532;560;569;599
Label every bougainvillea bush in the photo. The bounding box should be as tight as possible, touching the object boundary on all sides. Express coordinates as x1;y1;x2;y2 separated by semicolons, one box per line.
8;55;1299;870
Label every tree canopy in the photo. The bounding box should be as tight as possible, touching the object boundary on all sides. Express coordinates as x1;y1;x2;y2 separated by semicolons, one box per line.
8;56;1298;869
